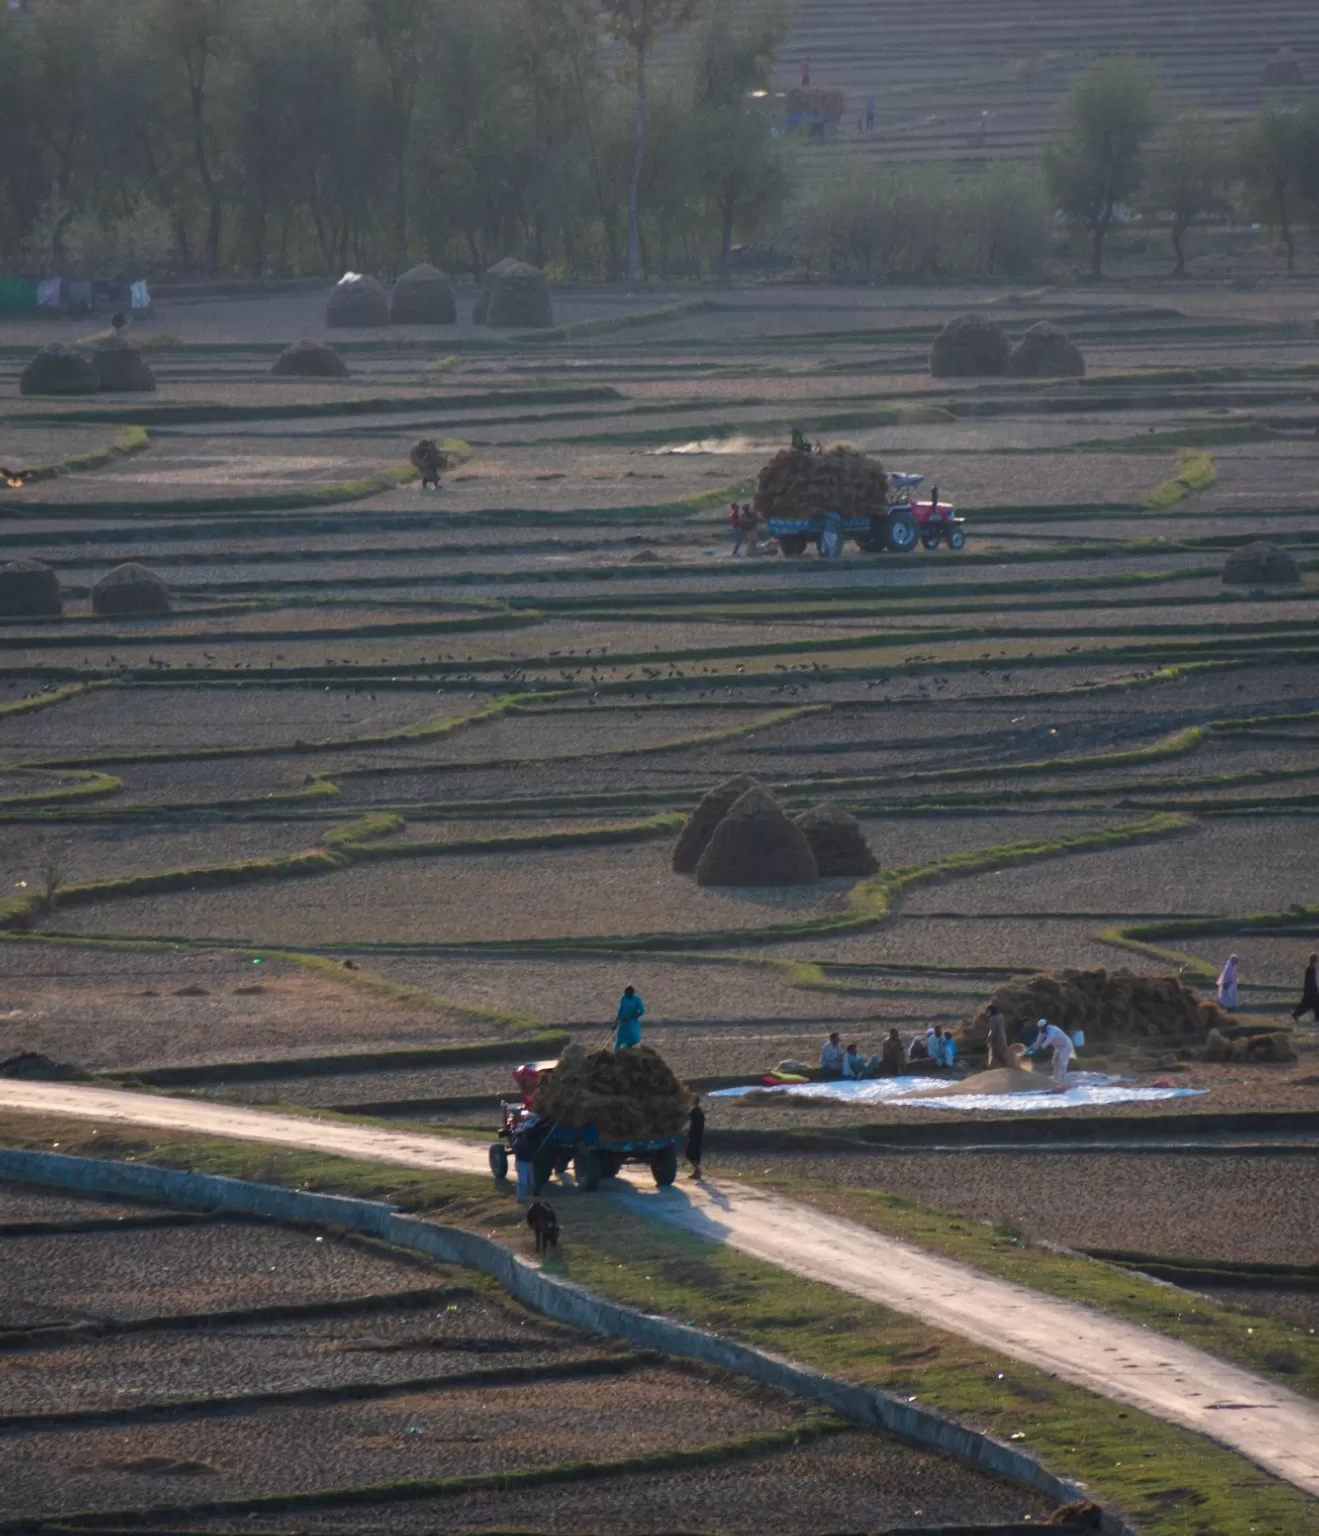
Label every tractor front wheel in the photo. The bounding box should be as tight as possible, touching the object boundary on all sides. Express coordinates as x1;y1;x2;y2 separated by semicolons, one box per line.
948;527;966;550
921;531;942;551
488;1143;509;1180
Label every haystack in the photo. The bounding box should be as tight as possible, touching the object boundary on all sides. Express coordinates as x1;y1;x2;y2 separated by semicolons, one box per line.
326;274;389;328
929;314;1009;377
272;339;348;378
753;444;888;524
532;1043;693;1141
486;260;553;328
1206;1027;1296;1064
1221;542;1301;587
1007;321;1085;378
390;263;457;324
672;773;760;873
963;968;1230;1050
793;801;878;875
0;558;62;617
695;786;819;886
472;258;519;324
89;336;156;392
19;343;99;396
91;562;171;616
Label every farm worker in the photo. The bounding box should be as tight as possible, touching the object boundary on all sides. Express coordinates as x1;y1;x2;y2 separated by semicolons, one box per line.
929;484;940;514
801;59;810;86
729;502;743;557
1217;953;1239;1011
985;1004;1011;1068
819;1031;845;1075
939;1031;958;1070
791;425;811;453
1030;1019;1075;1088
907;1031;929;1061
741;502;759;556
1293;953;1319;1023
865;96;876;133
685;1100;706;1180
930;1025;946;1065
614;986;645;1048
511;1114;552;1201
843;1042;867;1079
880;1029;905;1075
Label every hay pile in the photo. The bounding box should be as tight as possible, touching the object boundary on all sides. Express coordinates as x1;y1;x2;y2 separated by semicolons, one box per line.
1221;542;1301;587
1205;1028;1297;1064
929;314;1009;377
964;968;1231;1048
89;336;156;392
1007;321;1085;378
753;445;889;524
390;263;457;324
272;339;348;378
326;274;389;327
673;773;760;872
0;559;62;617
485;260;553;328
472;258;519;324
696;786;819;886
532;1043;693;1141
793;801;878;875
20;343;99;396
91;562;171;616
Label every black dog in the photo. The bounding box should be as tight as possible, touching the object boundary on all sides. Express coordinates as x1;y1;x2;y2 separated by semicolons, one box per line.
525;1199;559;1257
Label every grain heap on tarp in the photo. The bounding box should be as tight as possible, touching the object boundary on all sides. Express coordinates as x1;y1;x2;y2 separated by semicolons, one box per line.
91;562;171;616
696;785;819;886
485;260;553;328
390;263;457;324
272;339;348;377
0;558;62;617
532;1043;694;1141
19;343;99;396
472;258;519;324
1007;321;1085;378
753;444;889;524
89;335;156;392
793;801;878;875
929;313;1009;377
1222;541;1301;586
1206;1027;1296;1063
672;773;760;872
326;273;389;327
962;967;1231;1050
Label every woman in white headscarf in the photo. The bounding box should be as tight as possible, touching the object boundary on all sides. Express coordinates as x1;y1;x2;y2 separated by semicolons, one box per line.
1217;954;1239;1011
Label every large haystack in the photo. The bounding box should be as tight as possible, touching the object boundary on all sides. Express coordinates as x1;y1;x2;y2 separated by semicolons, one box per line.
91;562;171;616
472;258;520;324
89;336;156;392
486;260;553;329
0;558;62;617
390;263;457;324
532;1043;693;1140
1007;321;1085;378
964;968;1231;1049
272;339;348;378
753;444;889;524
695;786;819;886
793;801;878;875
326;274;389;328
1206;1027;1296;1064
929;313;1009;377
19;343;99;396
1222;542;1301;587
672;773;760;873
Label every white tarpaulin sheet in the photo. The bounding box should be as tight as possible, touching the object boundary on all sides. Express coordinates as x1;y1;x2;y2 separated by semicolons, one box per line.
711;1073;1206;1113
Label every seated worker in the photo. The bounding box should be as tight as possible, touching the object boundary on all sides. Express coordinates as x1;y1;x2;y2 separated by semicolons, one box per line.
938;1029;958;1069
842;1042;868;1079
880;1028;905;1075
907;1030;929;1061
819;1031;845;1076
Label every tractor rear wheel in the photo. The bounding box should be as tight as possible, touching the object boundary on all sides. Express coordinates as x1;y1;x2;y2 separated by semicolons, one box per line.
488;1143;509;1180
780;534;808;556
573;1148;602;1192
651;1144;679;1186
886;509;918;553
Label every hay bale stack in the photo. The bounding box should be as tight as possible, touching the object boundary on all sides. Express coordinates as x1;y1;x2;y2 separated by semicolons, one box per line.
1209;1029;1297;1064
390;263;457;324
473;258;520;324
968;967;1231;1049
89;336;156;392
19;343;100;396
272;339;349;378
1221;542;1302;587
929;313;1009;377
91;562;171;616
753;445;889;524
0;558;62;617
485;260;553;328
695;786;819;886
532;1043;693;1140
1007;321;1085;378
793;801;878;875
673;773;761;873
326;274;389;328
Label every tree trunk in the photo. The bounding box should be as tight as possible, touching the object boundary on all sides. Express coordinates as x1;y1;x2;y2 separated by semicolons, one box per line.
717;195;736;283
394;151;408;276
1171;220;1186;278
1090;217;1107;278
1278;187;1295;275
626;44;646;282
205;193;222;278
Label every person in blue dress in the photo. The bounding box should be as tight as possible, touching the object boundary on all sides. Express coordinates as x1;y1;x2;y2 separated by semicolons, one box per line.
615;985;645;1048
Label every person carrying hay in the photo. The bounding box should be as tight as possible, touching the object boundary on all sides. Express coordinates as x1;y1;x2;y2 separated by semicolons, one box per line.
615;985;645;1048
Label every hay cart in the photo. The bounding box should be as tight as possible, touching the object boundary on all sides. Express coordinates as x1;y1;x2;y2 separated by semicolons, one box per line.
767;474;964;557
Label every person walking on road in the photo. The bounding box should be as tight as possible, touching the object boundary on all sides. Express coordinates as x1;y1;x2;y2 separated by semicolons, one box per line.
685;1099;706;1180
1217;953;1239;1011
614;985;645;1049
1293;953;1319;1023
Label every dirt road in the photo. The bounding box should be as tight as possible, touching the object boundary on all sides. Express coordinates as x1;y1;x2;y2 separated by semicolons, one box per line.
2;1079;1316;1497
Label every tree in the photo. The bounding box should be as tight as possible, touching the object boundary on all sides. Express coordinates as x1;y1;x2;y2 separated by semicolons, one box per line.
1239;100;1319;275
1042;56;1161;278
1147;114;1230;277
600;0;698;281
363;0;439;274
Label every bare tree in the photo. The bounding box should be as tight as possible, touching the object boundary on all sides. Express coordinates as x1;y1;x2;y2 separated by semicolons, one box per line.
41;843;69;911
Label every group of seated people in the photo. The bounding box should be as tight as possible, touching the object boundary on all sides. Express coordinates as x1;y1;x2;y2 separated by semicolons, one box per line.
818;1026;958;1079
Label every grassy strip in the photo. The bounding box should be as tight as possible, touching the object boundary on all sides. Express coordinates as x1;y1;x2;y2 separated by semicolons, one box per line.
1077;422;1276;452
1102;898;1319;978
9;424;149;484
1084;1248;1319;1289
0;682;101;720
1144;450;1217;511
0;768;122;809
515;298;721;344
348;810;684;860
